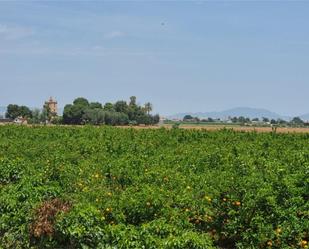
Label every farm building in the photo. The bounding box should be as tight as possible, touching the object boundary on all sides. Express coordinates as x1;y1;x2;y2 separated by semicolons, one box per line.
14;117;28;125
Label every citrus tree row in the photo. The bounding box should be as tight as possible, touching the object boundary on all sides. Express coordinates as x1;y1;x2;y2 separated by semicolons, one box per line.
0;125;308;248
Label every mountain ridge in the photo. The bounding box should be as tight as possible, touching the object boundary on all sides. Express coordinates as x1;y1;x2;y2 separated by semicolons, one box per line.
300;113;309;120
168;107;307;121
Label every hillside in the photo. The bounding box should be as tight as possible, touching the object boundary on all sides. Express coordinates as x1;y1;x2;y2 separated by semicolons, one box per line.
300;113;309;121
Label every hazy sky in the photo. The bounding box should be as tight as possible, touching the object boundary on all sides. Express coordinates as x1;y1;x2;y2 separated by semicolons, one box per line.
0;1;308;116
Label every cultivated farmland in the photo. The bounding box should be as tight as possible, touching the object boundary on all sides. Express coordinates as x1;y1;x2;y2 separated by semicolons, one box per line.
0;126;308;248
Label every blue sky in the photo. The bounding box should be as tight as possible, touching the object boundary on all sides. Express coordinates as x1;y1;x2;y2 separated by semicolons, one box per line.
0;1;308;116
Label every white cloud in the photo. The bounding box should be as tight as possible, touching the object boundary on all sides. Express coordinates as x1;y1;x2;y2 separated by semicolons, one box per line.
0;24;34;40
104;31;125;39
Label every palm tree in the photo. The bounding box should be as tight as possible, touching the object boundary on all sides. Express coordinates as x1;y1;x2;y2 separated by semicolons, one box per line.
144;102;152;115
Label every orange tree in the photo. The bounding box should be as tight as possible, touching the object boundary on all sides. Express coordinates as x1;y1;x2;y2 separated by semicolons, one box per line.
0;125;308;248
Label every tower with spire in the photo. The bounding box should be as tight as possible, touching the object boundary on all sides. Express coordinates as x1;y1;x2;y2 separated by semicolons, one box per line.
45;97;58;115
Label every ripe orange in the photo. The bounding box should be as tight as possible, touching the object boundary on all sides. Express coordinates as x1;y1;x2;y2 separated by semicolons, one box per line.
300;240;308;248
267;240;273;247
234;201;241;206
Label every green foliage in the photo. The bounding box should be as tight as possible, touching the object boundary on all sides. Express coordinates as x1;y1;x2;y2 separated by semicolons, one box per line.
144;102;153;115
73;97;90;107
63;96;159;126
89;102;103;109
0;157;25;184
231;116;250;124
103;103;115;112
83;108;106;125
0;126;308;248
183;115;194;120
5;104;32;119
114;101;129;114
104;111;129;126
29;109;41;124
291;117;304;126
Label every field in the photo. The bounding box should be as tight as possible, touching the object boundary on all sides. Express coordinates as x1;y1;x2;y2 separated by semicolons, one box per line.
160;121;309;133
170;124;309;133
0;125;308;248
120;124;309;134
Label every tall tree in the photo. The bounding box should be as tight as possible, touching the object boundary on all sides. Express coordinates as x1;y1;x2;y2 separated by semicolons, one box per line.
19;106;32;118
144;102;153;115
129;96;137;107
30;109;41;124
83;109;105;125
40;107;49;124
42;104;53;123
5;104;20;119
183;115;193;121
89;102;102;109
103;103;115;111
5;104;32;119
291;117;304;125
63;100;88;124
63;98;91;124
114;101;128;113
73;97;89;107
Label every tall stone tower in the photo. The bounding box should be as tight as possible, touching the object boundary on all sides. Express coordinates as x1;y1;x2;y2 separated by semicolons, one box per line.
45;97;58;115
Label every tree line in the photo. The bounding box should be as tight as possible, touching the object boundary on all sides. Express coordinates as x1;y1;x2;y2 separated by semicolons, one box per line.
5;103;60;124
182;114;308;127
4;96;160;126
62;96;159;125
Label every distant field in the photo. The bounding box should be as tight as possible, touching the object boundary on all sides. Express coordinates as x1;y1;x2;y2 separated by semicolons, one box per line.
1;122;309;133
175;124;309;133
117;124;309;133
0;125;308;248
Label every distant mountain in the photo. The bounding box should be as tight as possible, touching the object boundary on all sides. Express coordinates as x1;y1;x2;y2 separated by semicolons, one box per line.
168;107;291;120
300;113;309;121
